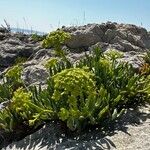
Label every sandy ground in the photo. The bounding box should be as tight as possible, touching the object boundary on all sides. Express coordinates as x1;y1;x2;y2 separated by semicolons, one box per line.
2;104;150;150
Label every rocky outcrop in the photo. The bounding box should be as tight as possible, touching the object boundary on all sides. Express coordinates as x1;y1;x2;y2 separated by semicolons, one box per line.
0;32;40;72
0;22;150;150
64;22;150;52
0;22;149;86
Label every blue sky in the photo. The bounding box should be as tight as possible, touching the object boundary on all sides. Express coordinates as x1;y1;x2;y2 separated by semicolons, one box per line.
0;0;149;32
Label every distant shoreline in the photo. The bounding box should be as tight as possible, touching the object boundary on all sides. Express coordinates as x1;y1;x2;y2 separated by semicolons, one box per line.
11;27;47;35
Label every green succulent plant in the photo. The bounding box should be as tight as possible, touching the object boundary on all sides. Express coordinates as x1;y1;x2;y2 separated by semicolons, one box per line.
0;108;20;132
42;30;71;49
51;68;97;130
0;87;54;131
5;65;23;90
52;68;95;105
0;82;12;103
14;57;27;65
44;58;58;70
104;49;124;61
0;65;24;103
5;65;22;81
44;57;73;77
0;30;150;133
42;30;72;67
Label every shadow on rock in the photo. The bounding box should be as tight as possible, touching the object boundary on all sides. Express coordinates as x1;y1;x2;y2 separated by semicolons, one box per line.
2;104;150;150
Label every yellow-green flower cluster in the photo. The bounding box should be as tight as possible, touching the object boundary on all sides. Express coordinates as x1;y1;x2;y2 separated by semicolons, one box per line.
42;30;71;49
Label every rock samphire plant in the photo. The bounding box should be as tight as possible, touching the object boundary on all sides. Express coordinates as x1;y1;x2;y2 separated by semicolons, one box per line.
0;30;150;133
42;30;72;67
0;65;23;103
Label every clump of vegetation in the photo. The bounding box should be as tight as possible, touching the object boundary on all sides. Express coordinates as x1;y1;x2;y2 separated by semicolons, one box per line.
0;30;150;135
42;30;71;66
5;65;23;90
0;65;24;103
104;49;124;60
0;64;26;104
11;88;53;127
0;88;53;131
14;57;27;65
31;33;46;42
0;83;12;103
42;30;71;49
44;58;58;70
52;68;96;130
5;65;22;82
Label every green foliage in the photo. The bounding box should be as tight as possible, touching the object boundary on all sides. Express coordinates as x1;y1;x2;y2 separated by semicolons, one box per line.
0;108;21;132
52;68;96;130
52;68;95;102
104;49;124;60
14;57;27;65
44;58;73;77
0;88;33;131
52;68;95;104
11;88;32;113
44;58;58;70
0;30;150;133
5;65;23;90
5;65;23;84
12;88;53;125
0;82;12;103
0;87;53;131
42;30;71;49
0;65;24;103
42;30;71;66
31;33;46;42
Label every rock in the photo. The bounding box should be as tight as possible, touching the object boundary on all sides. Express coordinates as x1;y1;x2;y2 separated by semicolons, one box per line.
90;42;109;52
32;49;53;60
0;52;17;69
119;51;145;70
0;22;149;85
13;33;30;42
109;43;125;51
67;52;89;63
65;24;103;48
1;22;150;150
0;33;5;41
0;27;9;33
104;29;117;42
0;103;4;110
111;37;143;52
63;22;150;52
105;21;117;29
0;36;40;71
0;100;11;110
17;46;35;58
104;49;145;71
5;38;22;45
22;64;49;86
